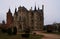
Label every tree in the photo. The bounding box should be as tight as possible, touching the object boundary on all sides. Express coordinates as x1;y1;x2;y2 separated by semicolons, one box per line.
2;20;5;25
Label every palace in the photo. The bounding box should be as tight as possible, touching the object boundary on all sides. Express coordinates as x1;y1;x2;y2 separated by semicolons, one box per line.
6;5;44;31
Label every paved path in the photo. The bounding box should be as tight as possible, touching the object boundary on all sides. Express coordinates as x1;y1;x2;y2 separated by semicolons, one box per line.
33;31;60;39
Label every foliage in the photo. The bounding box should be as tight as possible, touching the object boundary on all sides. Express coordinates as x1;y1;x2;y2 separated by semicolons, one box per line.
7;28;12;35
1;29;7;33
1;26;17;35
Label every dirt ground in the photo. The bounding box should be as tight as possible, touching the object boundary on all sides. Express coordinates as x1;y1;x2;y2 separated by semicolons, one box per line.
33;31;60;39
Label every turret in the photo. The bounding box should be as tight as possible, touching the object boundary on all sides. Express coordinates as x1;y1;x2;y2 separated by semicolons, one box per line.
34;4;36;11
8;8;11;13
42;5;44;12
14;8;18;16
15;8;17;13
7;8;12;16
42;5;44;29
6;8;13;26
38;6;40;10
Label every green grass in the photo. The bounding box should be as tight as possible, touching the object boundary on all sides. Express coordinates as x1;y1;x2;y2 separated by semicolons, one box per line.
0;32;44;39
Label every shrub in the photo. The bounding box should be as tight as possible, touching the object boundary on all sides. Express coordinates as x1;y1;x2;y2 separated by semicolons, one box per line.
1;29;7;33
7;28;12;35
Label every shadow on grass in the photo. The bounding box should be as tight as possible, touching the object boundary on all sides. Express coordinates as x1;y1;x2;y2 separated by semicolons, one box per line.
0;32;44;39
43;32;60;35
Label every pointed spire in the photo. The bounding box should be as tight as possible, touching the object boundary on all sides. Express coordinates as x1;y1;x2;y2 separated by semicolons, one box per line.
30;7;32;11
38;6;39;10
31;7;32;10
35;5;36;11
8;8;11;13
42;5;44;11
14;8;18;16
34;3;36;11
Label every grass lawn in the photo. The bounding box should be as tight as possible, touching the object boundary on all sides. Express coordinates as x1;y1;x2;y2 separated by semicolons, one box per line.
0;32;44;39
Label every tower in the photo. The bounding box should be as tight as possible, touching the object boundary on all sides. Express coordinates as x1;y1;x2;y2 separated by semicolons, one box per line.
41;5;44;30
42;5;44;12
14;8;18;21
6;8;13;26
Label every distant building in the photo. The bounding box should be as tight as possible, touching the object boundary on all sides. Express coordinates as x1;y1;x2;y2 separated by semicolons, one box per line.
44;23;60;32
6;5;44;31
